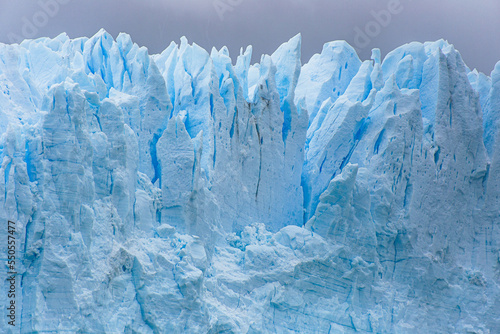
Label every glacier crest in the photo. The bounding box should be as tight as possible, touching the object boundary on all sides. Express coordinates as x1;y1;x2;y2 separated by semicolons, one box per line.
0;31;499;333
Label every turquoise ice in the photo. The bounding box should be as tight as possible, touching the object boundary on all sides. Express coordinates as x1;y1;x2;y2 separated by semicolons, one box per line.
0;30;499;333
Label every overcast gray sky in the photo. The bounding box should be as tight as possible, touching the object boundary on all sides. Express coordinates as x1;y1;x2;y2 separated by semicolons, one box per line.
0;0;499;74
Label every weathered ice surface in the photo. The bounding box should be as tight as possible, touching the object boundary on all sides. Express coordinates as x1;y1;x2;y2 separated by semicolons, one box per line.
0;30;499;333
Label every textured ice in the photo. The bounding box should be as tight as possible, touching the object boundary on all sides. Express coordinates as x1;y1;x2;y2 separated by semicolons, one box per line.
0;30;499;333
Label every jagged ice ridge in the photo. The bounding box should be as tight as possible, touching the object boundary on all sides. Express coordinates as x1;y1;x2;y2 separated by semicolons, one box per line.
0;30;499;333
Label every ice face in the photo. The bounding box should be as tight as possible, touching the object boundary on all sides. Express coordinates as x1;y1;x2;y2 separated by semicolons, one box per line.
0;31;499;333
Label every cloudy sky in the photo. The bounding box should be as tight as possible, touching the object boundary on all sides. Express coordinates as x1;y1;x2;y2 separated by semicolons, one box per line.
0;0;498;73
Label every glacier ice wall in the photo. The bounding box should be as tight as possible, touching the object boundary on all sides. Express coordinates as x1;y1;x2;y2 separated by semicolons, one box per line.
0;30;499;333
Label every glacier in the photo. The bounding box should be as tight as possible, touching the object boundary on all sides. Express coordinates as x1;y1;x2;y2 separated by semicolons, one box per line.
0;30;499;333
